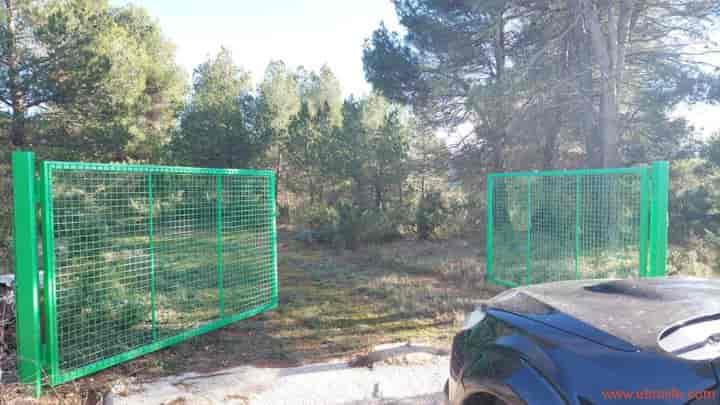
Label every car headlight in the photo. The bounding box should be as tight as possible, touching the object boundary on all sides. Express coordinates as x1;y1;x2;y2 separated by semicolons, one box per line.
462;306;486;330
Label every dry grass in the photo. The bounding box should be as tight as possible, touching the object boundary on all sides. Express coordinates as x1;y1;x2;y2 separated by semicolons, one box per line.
667;239;720;278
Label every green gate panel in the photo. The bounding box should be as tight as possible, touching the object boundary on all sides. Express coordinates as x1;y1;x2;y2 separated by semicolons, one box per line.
486;164;668;287
37;161;278;386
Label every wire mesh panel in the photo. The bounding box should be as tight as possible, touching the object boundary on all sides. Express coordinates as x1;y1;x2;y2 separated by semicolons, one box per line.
153;173;220;339
40;162;277;385
222;175;275;315
486;165;666;287
50;170;153;375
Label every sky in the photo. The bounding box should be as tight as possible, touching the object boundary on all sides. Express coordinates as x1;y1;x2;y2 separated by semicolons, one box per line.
113;0;401;98
115;0;720;138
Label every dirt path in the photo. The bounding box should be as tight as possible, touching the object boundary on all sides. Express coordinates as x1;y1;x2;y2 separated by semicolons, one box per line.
107;353;449;405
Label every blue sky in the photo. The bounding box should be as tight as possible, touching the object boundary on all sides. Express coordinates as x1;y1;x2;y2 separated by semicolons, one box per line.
113;0;401;98
114;1;719;137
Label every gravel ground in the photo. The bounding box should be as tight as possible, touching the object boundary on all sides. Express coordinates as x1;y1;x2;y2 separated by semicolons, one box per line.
108;354;449;405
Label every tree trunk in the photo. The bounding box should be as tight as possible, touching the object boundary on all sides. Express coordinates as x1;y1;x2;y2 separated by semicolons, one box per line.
543;110;561;169
10;105;26;147
494;11;505;82
275;148;283;209
491;9;512;230
6;0;27;148
492;138;506;172
598;83;619;167
352;176;368;210
580;0;633;168
574;16;600;168
309;176;315;205
582;0;615;167
375;184;382;210
491;9;507;173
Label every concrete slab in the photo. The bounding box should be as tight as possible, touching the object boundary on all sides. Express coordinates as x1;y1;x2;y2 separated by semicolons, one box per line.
108;356;449;405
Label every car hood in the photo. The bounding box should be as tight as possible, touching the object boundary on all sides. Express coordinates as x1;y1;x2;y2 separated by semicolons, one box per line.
487;277;720;356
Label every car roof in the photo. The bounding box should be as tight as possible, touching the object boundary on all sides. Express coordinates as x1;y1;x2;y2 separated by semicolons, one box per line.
487;277;720;351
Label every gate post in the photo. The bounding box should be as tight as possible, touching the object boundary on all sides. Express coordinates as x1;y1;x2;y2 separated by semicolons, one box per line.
11;151;42;396
649;161;669;277
485;175;494;284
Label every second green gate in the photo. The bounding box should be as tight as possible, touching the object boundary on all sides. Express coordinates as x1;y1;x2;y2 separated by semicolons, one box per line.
486;162;668;287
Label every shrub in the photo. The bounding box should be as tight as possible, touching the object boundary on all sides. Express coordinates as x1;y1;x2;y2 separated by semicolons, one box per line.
668;158;720;244
298;203;403;249
277;204;290;223
667;233;720;277
415;191;448;240
335;203;363;249
440;191;485;239
291;203;339;244
357;208;403;243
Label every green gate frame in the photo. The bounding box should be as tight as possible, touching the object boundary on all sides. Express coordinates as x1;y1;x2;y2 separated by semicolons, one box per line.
12;151;278;395
486;162;669;288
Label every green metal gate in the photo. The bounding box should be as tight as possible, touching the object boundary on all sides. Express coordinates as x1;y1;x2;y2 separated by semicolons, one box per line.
12;152;278;394
486;162;668;287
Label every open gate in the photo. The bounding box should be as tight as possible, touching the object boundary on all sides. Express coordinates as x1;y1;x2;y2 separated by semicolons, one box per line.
486;162;668;287
12;152;278;394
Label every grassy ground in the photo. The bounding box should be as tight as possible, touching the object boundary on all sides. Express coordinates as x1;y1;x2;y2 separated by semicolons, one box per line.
4;228;718;403
2;231;500;403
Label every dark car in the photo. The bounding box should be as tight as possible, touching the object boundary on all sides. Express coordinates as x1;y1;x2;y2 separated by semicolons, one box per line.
446;278;720;405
